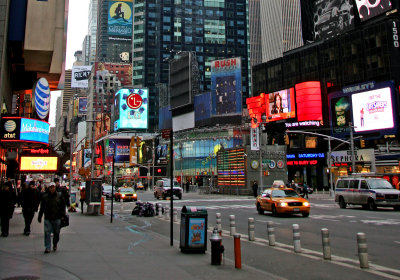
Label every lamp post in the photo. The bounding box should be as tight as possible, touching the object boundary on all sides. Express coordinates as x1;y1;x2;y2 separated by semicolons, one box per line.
253;114;267;193
68;133;74;197
110;140;115;223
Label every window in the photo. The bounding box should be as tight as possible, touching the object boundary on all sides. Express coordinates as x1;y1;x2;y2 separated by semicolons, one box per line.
336;180;348;189
360;181;368;189
349;180;359;189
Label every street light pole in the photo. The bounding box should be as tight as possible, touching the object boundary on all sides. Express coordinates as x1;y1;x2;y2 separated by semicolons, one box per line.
69;133;74;197
349;122;356;174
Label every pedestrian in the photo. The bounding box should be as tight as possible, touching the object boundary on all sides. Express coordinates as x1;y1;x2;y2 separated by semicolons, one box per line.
186;180;190;193
38;182;66;253
302;183;309;199
20;181;40;236
252;180;258;197
54;178;70;208
79;187;86;214
0;181;17;237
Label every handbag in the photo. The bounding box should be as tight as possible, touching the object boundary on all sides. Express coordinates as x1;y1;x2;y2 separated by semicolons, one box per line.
60;213;69;228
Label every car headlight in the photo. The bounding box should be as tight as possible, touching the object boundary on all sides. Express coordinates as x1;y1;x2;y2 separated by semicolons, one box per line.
303;202;310;207
133;193;137;197
279;202;288;207
121;194;125;198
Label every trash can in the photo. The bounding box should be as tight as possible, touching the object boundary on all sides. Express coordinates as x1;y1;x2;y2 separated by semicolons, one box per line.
180;205;208;253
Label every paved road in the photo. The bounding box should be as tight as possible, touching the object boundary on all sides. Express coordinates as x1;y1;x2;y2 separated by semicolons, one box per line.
105;190;400;273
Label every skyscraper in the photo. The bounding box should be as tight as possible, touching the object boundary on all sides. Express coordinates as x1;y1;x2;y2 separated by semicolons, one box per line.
131;0;251;130
259;0;304;63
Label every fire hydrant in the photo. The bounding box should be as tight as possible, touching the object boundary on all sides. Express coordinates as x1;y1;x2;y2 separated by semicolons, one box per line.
210;227;224;265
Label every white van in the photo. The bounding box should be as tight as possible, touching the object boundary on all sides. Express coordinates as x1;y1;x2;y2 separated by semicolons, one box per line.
335;177;400;211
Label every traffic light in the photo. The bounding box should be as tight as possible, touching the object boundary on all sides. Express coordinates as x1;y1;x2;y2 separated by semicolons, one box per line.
136;136;142;147
360;139;365;148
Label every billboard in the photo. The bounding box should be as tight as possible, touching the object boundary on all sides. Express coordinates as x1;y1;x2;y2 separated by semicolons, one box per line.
0;117;21;141
78;98;88;116
330;94;351;135
108;0;133;41
20;118;50;144
295;81;323;122
194;92;211;121
355;0;392;22
313;0;354;41
138;139;153;165
265;88;296;122
71;66;92;88
170;53;192;110
95;113;111;140
107;139;130;163
20;156;58;172
211;57;242;116
114;88;148;130
351;86;394;133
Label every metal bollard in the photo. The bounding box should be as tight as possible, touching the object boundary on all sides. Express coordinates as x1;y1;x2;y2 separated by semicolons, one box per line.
173;208;178;222
248;218;255;241
157;204;162;217
267;221;275;246
120;202;124;212
165;207;170;220
357;232;369;269
230;215;236;236
321;228;331;260
292;224;301;253
216;213;222;231
234;234;241;269
210;227;224;265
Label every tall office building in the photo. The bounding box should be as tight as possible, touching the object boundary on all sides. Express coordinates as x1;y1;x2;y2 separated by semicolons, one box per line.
96;0;132;63
259;0;303;62
132;0;251;130
87;0;98;65
249;0;262;67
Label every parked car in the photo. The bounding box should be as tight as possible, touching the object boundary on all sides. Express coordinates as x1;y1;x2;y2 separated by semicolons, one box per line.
154;178;183;200
335;176;400;210
114;187;137;202
102;184;115;199
256;187;310;217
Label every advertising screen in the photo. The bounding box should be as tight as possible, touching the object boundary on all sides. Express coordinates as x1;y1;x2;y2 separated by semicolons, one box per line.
330;95;351;134
20;156;58;172
313;0;354;41
107;0;133;40
194;92;211;121
265;88;296;122
109;139;130;163
355;0;392;22
78;98;88;116
138;139;153;164
19;118;50;144
114;88;148;130
211;57;242;116
351;87;394;132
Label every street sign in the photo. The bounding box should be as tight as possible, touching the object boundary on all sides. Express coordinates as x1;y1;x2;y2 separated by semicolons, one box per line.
162;129;172;139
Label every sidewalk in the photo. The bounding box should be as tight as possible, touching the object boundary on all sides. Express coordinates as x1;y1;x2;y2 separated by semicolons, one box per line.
0;199;388;280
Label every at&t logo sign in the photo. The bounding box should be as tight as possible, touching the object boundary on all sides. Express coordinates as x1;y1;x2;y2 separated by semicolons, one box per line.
3;120;17;139
127;94;143;110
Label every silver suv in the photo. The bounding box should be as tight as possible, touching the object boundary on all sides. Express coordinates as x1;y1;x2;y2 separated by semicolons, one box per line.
335;177;400;211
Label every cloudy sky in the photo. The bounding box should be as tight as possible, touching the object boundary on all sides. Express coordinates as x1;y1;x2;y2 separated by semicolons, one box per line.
49;0;90;127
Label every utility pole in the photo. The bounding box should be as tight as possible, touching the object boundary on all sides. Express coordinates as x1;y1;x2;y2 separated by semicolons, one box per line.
349;122;356;174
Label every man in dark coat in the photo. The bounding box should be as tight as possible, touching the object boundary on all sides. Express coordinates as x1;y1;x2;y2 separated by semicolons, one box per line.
54;178;70;207
0;181;17;237
38;182;66;253
21;181;40;236
252;181;258;197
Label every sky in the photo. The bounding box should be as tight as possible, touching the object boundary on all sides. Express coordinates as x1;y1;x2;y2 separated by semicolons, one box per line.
49;0;90;127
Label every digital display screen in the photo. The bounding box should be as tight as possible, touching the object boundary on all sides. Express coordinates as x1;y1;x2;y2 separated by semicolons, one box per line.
114;88;148;130
351;87;394;132
211;57;242;116
20;157;58;171
107;0;133;39
330;95;351;134
355;0;392;22
19;118;50;144
313;0;355;41
265;88;296;122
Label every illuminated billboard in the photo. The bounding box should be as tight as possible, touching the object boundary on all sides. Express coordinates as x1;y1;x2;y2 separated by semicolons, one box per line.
109;139;130;163
295;81;323;122
313;0;354;41
20;156;58;172
20;118;50;144
355;0;392;22
108;0;133;40
351;87;394;132
330;95;351;135
211;57;242;116
265;88;296;122
114;88;148;130
78;98;88;116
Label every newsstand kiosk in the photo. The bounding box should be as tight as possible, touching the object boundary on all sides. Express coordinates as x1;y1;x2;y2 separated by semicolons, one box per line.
180;206;208;253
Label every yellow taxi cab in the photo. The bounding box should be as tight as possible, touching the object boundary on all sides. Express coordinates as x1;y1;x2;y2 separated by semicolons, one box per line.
256;186;310;217
114;187;137;202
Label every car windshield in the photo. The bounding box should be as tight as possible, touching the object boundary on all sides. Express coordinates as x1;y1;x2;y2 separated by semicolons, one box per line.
272;190;299;198
162;180;179;187
368;179;395;190
103;185;112;191
120;187;134;193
